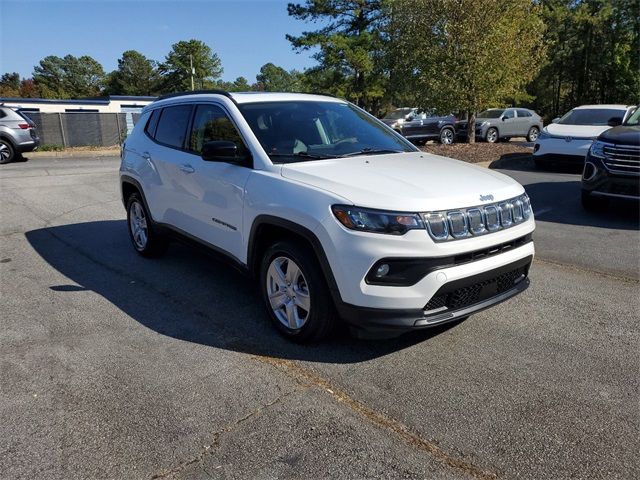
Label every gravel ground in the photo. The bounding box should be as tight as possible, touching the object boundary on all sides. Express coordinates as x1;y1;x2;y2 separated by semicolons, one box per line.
421;142;532;164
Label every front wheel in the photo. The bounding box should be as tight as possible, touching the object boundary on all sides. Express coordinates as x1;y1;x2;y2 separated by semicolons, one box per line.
260;240;335;342
0;139;15;164
527;126;540;142
126;193;168;257
485;127;499;143
439;127;455;145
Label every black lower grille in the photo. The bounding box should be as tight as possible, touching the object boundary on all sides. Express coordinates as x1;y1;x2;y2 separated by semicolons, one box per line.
425;265;528;312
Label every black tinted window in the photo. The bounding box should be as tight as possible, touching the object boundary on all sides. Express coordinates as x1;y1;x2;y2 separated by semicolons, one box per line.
516;109;532;117
558;108;626;126
503;110;515;119
155;105;192;148
190;104;247;155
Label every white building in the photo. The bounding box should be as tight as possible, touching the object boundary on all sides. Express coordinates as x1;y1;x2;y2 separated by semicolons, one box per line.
0;95;156;113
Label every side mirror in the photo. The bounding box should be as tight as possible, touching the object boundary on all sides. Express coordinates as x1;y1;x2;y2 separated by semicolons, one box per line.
551;117;560;124
501;116;506;121
607;116;623;127
201;140;250;164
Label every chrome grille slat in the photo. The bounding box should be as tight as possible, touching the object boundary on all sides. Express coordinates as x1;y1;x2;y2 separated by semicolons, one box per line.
602;143;640;175
422;194;531;242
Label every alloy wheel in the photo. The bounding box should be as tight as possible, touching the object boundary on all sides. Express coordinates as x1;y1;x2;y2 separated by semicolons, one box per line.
486;128;498;143
266;256;311;330
440;129;454;145
0;142;11;162
129;201;148;250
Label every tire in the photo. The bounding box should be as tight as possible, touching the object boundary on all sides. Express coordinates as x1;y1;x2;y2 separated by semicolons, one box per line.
0;139;15;164
126;193;168;257
260;240;336;342
581;190;608;211
527;126;540;142
485;127;499;143
439;127;455;145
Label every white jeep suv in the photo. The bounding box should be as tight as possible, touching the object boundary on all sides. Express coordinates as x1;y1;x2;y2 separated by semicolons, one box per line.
120;91;535;341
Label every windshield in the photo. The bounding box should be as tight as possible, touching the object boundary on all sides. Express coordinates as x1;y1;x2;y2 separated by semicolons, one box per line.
384;108;414;120
624;107;639;126
558;108;625;126
238;101;415;163
478;109;504;118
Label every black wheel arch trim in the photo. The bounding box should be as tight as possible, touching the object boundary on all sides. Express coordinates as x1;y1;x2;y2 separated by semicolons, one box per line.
248;215;343;304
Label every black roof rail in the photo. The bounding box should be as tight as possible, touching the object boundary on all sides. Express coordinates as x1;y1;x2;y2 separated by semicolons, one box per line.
156;89;236;103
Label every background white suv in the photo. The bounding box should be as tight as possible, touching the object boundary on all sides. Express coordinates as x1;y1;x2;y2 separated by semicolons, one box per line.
120;91;535;341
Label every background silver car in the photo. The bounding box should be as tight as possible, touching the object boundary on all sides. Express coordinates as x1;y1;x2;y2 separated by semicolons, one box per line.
0;106;40;164
457;108;543;143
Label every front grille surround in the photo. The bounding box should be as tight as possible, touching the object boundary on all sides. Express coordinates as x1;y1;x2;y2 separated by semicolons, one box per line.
422;194;532;242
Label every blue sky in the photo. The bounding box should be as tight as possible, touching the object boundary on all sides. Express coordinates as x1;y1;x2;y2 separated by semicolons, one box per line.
0;0;318;82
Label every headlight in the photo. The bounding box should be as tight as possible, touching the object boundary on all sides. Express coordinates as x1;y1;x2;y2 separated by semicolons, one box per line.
538;129;551;140
331;205;424;235
480;121;489;127
589;140;606;158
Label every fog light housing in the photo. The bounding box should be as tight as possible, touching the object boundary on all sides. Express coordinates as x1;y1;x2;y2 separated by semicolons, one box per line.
583;162;597;181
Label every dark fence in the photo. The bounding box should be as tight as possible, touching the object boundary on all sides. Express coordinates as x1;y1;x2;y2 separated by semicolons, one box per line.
24;112;139;147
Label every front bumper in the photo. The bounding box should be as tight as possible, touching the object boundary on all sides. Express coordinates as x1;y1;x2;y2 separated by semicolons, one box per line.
338;255;532;336
582;152;640;199
533;136;593;165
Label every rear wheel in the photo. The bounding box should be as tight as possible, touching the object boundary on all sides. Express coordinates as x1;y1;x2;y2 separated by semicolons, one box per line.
581;190;608;210
126;193;168;257
485;127;499;143
0;139;15;164
439;127;455;145
260;240;335;342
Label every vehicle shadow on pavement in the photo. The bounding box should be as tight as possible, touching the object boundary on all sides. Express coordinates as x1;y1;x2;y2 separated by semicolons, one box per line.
489;153;583;174
26;220;459;364
524;180;639;230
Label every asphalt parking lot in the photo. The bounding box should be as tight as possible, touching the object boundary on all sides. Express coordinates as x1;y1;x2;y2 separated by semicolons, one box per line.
1;155;638;480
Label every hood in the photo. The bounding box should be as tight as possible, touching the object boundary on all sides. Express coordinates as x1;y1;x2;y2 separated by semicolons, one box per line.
598;125;640;146
545;123;611;138
281;152;524;212
381;118;400;126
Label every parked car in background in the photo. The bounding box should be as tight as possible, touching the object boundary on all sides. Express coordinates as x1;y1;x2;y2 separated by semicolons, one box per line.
382;108;457;144
533;104;636;169
581;106;639;209
0;106;40;164
456;108;543;143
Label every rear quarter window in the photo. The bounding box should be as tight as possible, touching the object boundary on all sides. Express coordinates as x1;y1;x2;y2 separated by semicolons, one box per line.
144;109;160;138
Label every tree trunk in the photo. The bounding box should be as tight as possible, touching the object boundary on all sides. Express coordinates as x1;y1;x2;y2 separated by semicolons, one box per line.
467;110;476;144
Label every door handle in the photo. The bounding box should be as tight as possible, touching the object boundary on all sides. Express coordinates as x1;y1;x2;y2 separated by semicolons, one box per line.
180;164;195;174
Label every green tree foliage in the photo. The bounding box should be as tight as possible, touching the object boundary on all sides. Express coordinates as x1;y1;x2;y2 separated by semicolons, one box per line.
159;39;223;92
212;76;256;92
287;0;386;110
528;0;640;119
387;0;546;142
106;50;161;96
0;72;21;96
255;62;303;91
32;55;104;98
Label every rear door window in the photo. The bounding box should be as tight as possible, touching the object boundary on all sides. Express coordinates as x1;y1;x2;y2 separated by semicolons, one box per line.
516;109;532;117
154;105;193;149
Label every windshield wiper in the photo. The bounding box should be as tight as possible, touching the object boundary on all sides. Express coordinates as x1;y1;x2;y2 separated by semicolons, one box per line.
269;151;336;160
338;148;404;158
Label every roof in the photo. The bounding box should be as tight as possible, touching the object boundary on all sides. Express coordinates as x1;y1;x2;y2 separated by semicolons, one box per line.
148;91;344;111
574;104;633;110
